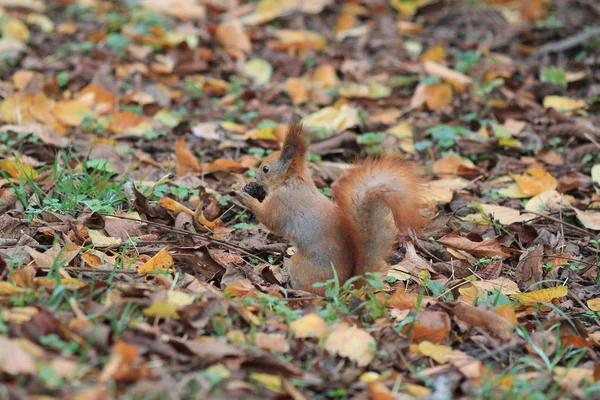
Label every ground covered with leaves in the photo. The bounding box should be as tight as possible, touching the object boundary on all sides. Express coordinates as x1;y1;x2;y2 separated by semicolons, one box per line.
0;0;600;398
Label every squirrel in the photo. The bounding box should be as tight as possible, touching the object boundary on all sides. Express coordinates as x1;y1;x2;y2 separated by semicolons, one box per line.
236;120;427;295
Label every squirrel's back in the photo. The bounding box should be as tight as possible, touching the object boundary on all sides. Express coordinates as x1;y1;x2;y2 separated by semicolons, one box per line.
332;157;426;279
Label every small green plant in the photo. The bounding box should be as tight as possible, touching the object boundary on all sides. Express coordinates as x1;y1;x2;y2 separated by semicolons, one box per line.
541;67;567;88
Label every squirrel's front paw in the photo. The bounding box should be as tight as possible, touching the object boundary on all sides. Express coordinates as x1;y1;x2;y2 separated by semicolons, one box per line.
235;190;257;208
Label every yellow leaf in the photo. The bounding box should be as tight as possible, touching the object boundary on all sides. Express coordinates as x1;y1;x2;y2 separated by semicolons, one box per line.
425;83;453;110
274;29;326;50
143;300;179;319
312;64;337;89
138;248;174;274
52;100;91;126
418;341;453;364
250;373;284;394
0;159;37;179
2;19;30;42
387;120;413;138
303;105;359;132
223;279;255;297
244;58;272;85
420;44;446;63
0;281;24;295
474;203;536;225
543;96;587;113
26;14;54;33
0;93;36;123
88;229;122;248
285;78;309;105
511;166;557;197
511;286;568;305
109;111;145;133
587;298;600;312
338;83;391;99
324;322;375;366
290;313;327;339
498;183;530;199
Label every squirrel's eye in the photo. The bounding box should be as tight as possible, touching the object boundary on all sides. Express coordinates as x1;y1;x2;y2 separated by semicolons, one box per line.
262;165;270;173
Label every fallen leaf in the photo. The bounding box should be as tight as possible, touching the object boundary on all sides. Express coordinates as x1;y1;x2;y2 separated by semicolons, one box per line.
438;234;511;259
420;44;446;63
587;298;600;312
303;104;359;132
573;208;600;231
425;83;453;110
0;336;37;375
324;323;375;366
254;333;290;353
418;341;453;363
52;100;91;126
250;373;284;394
285;78;310;105
452;303;515;340
138;248;174;274
143;300;180;319
109;111;145;134
312;64;338;88
424;61;472;92
175;136;202;176
2;19;30;42
511;286;568;305
543;96;587;113
216;20;251;56
0;159;37;179
98;340;149;383
511;166;557;197
290;313;327;339
244;58;272;85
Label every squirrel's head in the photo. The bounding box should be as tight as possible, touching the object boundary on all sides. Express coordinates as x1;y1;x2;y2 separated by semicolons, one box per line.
255;119;308;191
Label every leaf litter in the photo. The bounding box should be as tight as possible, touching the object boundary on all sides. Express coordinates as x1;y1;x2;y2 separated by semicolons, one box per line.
0;0;599;398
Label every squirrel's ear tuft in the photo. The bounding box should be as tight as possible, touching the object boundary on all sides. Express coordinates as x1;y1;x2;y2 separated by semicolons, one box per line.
282;118;308;164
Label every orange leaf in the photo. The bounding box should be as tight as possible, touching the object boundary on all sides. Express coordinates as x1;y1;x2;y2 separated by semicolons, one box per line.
78;83;116;114
204;158;245;173
224;279;255;297
511;286;568;305
425;83;453;110
109;111;145;134
98;340;149;383
175;136;202;176
0;159;37;179
511;166;557;197
452;303;515;339
388;288;420;310
325;322;375;366
159;197;194;216
138;248;174;274
586;297;600;312
420;44;446;63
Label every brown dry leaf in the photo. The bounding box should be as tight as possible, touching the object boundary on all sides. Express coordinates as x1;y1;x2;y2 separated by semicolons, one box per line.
422;178;470;203
514;245;543;290
401;310;451;344
254;333;290;353
141;0;206;20
389;241;433;281
433;155;472;178
553;367;594;391
525;190;573;213
511;166;557;197
511;286;568;306
425;83;453;110
98;340;149;383
216;20;251;56
138;248;174;274
290;313;327;339
0;336;37;375
175;136;202;176
325;322;375;366
452;303;515;340
424;61;472;92
520;0;547;22
285;78;310;105
438;234;511;259
573;208;600;231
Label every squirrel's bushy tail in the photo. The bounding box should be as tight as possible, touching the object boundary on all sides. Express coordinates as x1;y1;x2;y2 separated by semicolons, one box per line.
332;157;426;278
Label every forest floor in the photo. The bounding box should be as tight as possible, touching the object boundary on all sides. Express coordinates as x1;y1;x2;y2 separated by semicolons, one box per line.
0;0;599;399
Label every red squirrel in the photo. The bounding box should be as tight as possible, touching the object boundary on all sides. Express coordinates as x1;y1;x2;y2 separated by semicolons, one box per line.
236;120;426;295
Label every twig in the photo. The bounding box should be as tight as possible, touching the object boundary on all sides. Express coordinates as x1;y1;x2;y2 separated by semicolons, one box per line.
533;27;600;57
